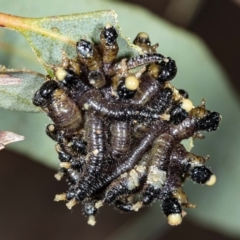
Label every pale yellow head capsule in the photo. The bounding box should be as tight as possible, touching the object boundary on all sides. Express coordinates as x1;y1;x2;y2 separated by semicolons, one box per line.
136;32;149;40
55;68;68;81
125;76;140;90
66;199;77;210
205;174;217;186
105;23;112;29
180;99;194;112
168;213;182;226
88;216;96;226
54;193;67;202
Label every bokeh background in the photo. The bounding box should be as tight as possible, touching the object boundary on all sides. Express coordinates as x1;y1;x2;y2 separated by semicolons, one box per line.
0;0;240;239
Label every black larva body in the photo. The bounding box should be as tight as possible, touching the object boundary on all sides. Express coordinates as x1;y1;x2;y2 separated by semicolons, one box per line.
132;73;162;105
110;120;131;160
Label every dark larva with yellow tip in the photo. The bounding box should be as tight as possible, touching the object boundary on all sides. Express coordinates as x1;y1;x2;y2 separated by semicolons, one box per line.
33;24;221;226
159;145;187;226
179;147;216;186
76;39;103;72
99;24;119;65
133;32;159;54
141;134;174;205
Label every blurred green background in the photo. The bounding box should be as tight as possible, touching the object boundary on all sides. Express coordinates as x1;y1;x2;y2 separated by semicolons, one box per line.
0;0;240;239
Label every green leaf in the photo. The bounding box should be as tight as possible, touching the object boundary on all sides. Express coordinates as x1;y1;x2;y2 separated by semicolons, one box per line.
0;10;141;112
0;68;45;112
0;10;139;77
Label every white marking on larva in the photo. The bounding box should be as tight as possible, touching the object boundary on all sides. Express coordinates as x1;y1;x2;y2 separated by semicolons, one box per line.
132;201;143;212
129;169;140;187
180;99;194;112
147;166;166;188
60;162;71;169
67;141;73;147
66;199;77;210
84;103;89;110
54;193;67;202
160;113;170;121
54;172;64;181
173;88;181;101
135;66;146;79
88;216;96;226
206;174;216;186
92;149;99;155
168;213;182;226
121;172;128;178
90;79;96;85
135;165;146;174
48;124;55;132
55;144;61;152
95;200;103;209
127;176;136;191
182;210;187;218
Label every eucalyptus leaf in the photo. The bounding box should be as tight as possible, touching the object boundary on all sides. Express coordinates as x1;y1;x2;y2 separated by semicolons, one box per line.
0;9;140;112
0;69;45;112
0;10;139;77
0;0;240;238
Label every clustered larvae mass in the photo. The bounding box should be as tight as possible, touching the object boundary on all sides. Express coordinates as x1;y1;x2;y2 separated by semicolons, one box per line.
33;25;221;226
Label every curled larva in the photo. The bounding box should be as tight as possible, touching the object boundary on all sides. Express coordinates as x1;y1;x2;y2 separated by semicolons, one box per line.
33;80;83;135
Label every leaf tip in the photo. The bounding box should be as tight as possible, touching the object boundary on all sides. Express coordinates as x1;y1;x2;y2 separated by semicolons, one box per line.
0;131;25;150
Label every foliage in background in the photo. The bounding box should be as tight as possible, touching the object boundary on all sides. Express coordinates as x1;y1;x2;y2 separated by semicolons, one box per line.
0;0;240;238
